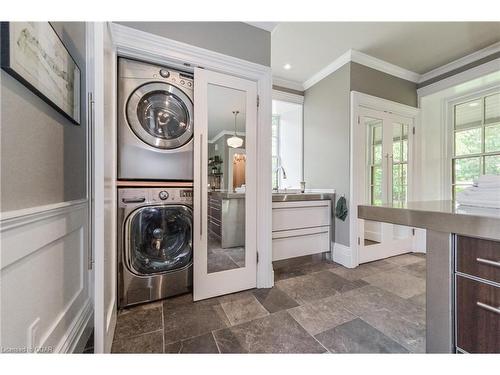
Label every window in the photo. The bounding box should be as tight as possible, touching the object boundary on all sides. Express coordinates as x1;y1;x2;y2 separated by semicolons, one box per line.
272;98;303;190
452;92;500;198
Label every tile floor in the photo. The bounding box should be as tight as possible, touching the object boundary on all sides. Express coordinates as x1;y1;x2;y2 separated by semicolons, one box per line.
111;252;426;354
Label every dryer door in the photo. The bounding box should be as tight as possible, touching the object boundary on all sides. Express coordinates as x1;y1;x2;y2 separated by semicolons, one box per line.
126;205;193;275
127;82;193;149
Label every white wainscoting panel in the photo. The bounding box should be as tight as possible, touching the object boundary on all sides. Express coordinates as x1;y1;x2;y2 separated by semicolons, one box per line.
0;200;91;353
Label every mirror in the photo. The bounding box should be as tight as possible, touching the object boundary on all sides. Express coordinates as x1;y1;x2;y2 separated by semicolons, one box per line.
206;84;246;273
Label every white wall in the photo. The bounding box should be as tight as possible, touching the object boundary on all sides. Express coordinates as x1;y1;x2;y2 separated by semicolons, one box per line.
272;100;303;189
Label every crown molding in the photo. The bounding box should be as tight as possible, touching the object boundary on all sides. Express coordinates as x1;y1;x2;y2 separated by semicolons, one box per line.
272;89;304;104
272;76;304;92
350;50;421;83
418;41;500;84
244;22;279;33
303;50;352;90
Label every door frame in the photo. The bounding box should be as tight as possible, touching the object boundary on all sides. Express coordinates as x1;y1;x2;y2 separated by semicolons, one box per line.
350;91;419;267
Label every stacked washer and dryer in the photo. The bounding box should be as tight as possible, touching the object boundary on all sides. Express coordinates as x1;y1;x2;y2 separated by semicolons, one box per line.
117;58;195;308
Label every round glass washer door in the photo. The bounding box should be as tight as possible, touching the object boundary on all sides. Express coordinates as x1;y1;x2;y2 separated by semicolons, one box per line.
126;205;193;275
126;82;193;149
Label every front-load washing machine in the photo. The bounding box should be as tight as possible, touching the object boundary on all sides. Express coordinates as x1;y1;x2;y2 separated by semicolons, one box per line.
118;187;193;308
118;58;194;181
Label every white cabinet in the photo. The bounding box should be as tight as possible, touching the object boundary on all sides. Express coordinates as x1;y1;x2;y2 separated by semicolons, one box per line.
272;200;331;261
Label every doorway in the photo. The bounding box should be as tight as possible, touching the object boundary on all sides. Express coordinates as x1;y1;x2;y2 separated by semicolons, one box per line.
351;92;419;265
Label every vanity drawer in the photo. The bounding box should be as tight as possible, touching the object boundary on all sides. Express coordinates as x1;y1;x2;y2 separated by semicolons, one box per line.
456;235;500;283
456;276;500;353
272;201;331;232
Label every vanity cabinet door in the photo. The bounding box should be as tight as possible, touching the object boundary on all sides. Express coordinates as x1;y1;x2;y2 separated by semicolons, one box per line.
456;235;500;284
456;276;500;353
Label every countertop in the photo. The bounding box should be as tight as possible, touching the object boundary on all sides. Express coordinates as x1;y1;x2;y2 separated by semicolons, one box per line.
358;200;500;241
209;190;336;202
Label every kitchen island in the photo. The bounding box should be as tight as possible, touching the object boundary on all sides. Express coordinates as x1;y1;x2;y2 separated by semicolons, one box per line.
358;201;500;353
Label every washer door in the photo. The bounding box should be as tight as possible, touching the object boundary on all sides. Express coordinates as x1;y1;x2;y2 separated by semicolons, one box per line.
127;82;193;149
126;205;193;275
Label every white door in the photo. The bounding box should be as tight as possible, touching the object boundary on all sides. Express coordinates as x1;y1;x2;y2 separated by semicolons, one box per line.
88;22;117;353
193;68;258;301
357;107;414;263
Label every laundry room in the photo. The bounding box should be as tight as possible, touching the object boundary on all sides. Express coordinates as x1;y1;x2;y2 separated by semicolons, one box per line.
2;10;500;364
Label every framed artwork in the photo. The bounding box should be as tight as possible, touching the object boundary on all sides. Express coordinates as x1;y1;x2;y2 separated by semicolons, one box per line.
1;22;81;125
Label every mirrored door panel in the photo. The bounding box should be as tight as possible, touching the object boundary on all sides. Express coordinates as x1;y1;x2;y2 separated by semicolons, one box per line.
207;84;246;274
194;68;257;301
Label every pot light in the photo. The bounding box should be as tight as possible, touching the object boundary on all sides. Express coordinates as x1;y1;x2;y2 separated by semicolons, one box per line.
283;63;292;70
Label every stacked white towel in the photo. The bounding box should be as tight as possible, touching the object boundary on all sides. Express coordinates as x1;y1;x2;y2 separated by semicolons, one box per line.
456;175;500;209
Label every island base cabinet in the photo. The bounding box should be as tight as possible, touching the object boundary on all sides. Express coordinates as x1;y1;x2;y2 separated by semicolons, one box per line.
456;276;500;353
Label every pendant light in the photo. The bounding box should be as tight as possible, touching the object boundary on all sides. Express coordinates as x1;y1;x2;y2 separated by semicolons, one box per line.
227;110;243;148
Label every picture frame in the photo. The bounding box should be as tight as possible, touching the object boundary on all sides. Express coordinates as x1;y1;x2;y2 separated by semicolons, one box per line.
1;22;81;125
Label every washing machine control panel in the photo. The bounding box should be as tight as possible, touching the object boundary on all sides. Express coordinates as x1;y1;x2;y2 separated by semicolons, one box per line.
158;190;169;200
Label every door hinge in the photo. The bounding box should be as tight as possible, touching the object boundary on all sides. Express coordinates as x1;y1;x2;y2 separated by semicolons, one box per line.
256;251;259;264
357;116;360;124
412;126;415;135
358;237;361;245
412;228;416;236
257;95;260;108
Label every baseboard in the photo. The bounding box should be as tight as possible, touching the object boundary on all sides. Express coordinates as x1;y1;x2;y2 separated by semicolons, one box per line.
58;299;93;353
332;242;355;268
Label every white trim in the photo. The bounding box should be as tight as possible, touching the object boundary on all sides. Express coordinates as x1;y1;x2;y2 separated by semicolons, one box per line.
272;76;304;92
244;22;278;33
350;50;421;83
58;300;93;353
303;50;352;90
0;199;88;229
208;130;246;144
302;49;420;91
419;41;500;84
417;58;500;97
351;91;419;118
332;242;354;268
350;91;420;268
272;89;304;104
0;198;91;353
110;23;270;81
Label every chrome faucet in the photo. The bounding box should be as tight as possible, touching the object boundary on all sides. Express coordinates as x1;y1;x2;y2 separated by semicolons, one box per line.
273;164;287;192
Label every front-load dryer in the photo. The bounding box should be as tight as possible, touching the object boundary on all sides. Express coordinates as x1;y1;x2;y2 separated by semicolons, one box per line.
118;187;193;308
118;58;194;181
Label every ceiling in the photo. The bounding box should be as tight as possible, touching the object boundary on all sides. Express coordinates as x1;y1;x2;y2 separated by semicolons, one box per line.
207;84;247;140
271;22;500;84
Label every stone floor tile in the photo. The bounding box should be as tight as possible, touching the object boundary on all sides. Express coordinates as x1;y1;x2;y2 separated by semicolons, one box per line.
315;318;409;353
213;310;326;353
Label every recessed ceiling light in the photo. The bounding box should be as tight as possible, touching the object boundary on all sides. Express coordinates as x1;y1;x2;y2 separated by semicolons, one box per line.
283;63;292;70
469;102;479;107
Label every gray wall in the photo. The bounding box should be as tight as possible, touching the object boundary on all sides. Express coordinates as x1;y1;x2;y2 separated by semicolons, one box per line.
418;51;500;88
1;22;87;212
303;64;351;246
117;22;271;67
350;62;418;107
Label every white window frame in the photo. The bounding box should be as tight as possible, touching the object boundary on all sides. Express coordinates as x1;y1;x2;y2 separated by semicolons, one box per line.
446;85;500;199
271;89;304;190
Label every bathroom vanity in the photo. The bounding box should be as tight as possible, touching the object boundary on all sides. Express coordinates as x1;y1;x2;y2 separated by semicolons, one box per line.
358;201;500;353
272;192;335;261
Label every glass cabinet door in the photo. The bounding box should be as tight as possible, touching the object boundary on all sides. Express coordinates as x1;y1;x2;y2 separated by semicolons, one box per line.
193;68;258;301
